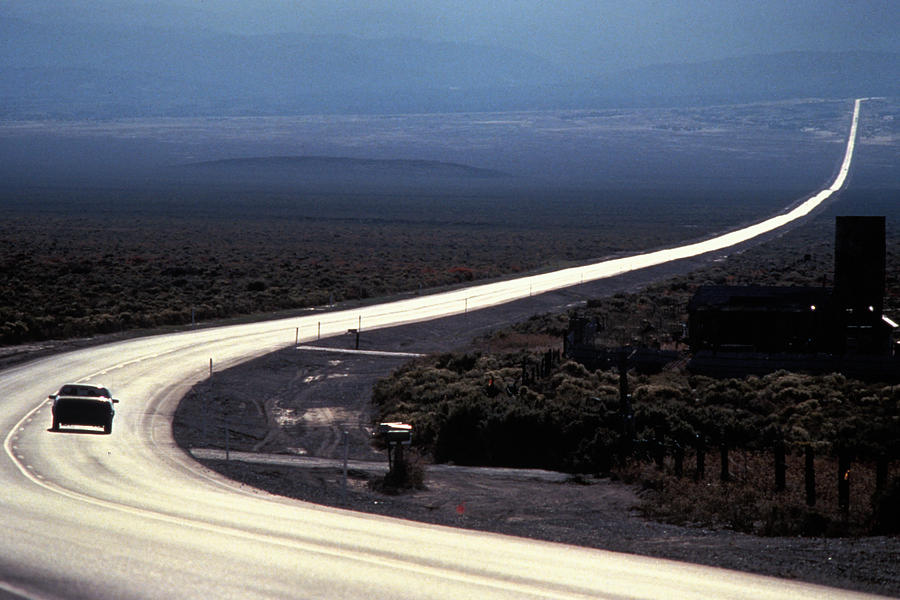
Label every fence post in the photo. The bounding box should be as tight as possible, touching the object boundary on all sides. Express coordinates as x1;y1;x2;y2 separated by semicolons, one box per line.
342;429;349;505
653;430;665;470
876;456;889;492
618;351;634;458
805;445;816;507
695;436;706;482
774;437;786;492
224;411;230;462
719;437;730;483
838;450;851;514
203;358;212;441
673;443;684;478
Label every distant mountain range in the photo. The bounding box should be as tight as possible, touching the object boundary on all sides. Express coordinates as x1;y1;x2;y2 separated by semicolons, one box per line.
1;15;897;118
584;51;900;107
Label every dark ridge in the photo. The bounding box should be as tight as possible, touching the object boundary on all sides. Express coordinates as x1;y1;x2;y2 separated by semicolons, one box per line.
179;156;510;179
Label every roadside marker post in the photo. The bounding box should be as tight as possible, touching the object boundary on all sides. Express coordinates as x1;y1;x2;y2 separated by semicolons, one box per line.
203;358;213;442
342;429;349;505
224;412;230;462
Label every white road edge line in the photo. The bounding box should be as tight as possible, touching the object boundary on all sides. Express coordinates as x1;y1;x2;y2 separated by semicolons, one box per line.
0;581;50;600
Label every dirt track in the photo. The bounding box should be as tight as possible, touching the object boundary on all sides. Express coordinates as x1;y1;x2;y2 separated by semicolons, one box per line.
171;255;900;598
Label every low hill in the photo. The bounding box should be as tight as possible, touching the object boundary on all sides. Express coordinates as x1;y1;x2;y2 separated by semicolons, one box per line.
166;156;511;189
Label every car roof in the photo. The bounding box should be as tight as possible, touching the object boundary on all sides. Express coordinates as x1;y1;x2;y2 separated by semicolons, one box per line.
58;383;111;397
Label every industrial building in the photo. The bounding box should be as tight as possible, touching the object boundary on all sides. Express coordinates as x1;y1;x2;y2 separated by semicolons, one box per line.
687;216;898;380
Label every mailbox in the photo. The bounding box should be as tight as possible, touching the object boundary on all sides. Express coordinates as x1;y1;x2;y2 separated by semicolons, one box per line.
378;422;412;444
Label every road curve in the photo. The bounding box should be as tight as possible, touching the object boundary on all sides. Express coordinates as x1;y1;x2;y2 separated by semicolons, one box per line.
2;99;886;600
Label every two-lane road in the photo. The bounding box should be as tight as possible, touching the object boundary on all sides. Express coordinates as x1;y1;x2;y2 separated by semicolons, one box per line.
2;99;887;599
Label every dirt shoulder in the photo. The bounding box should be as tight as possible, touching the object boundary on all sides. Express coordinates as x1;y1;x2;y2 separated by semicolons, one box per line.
170;263;900;598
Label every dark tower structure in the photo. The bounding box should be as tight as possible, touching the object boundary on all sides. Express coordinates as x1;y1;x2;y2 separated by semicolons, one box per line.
834;216;886;314
834;216;887;353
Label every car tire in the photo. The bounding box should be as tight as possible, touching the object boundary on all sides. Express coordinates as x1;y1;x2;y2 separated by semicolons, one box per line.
104;419;112;435
51;416;59;431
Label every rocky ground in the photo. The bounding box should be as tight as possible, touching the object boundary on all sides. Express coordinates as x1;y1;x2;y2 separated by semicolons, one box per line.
170;275;900;599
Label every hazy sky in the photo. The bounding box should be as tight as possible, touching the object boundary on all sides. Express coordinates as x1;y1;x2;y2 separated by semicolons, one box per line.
6;0;899;75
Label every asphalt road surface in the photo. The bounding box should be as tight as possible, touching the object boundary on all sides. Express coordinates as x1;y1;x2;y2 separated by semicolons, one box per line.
1;99;887;599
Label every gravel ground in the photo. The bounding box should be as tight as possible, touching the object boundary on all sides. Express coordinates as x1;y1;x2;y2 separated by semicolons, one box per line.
171;264;900;598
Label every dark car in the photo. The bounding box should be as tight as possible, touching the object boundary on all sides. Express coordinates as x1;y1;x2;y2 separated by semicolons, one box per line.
49;383;119;434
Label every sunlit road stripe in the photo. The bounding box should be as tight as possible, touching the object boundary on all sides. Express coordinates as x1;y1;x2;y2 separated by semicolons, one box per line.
0;581;48;600
295;345;426;358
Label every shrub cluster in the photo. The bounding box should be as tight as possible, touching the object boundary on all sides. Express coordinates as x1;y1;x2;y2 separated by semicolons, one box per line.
375;354;899;469
374;350;899;534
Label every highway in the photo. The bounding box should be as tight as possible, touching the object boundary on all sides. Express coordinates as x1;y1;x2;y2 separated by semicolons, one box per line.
1;98;888;599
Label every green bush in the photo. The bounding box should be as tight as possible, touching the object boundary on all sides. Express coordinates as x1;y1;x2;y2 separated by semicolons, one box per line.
372;449;427;494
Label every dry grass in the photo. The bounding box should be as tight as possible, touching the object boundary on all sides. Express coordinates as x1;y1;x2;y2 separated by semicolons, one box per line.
623;450;885;536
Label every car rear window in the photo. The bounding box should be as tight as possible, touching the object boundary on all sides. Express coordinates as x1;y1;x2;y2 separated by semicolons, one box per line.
59;385;104;397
